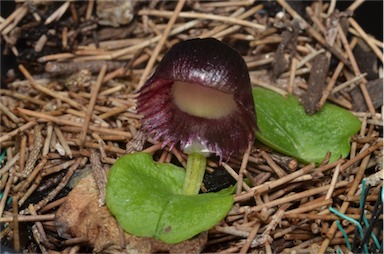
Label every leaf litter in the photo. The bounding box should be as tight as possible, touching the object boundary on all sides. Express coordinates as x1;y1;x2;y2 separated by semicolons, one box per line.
0;1;383;253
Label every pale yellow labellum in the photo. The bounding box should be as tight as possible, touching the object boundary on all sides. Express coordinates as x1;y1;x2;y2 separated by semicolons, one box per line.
172;81;236;119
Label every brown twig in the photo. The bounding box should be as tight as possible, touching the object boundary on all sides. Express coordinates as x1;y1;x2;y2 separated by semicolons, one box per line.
16;157;47;193
349;18;383;62
251;181;349;212
261;150;287;178
18;135;27;174
337;24;377;118
0;121;37;144
138;9;266;32
34;157;83;211
239;222;261;254
19;65;85;110
79;65;107;145
53;125;73;158
325;162;342;200
0;4;28;32
0;153;20;177
15;108;132;138
340;141;383;171
236;143;252;195
0;174;14;217
44;1;70;25
39;197;67;214
91;150;108;207
235;163;315;201
318;153;372;253
254;203;291;248
283;213;381;221
288;58;297;94
137;0;187;90
23;125;44;176
0;89;46;106
0;102;21;124
222;162;252;192
276;0;351;69
29;204;55;249
18;173;44;207
12;195;20;252
285;199;333;215
0;213;55;223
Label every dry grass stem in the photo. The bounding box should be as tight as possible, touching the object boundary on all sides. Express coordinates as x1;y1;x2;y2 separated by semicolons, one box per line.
1;4;28;35
239;222;261;254
337;25;377;118
91;150;108;207
0;175;13;217
34;157;83;211
0;89;46;105
19;65;84;110
53;126;72;158
319;154;371;253
137;0;187;89
288;58;297;94
0;213;55;223
340;141;382;171
0;102;21;123
235;163;315;201
44;1;70;25
325;162;342;200
260;151;287;178
138;9;266;31
17;158;47;193
28;204;54;250
12;196;20;252
0;4;27;32
0;121;36;144
18;174;43;207
42;159;76;177
222;163;252;192
251;181;349;212
16;108;132;138
22;125;43;175
349;18;383;62
285;199;333;215
236;143;252;195
0;153;20;176
79;65;107;145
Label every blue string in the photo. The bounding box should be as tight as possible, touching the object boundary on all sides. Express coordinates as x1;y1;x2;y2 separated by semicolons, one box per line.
0;150;12;207
329;206;369;253
0;192;12;206
382;187;384;216
334;179;382;253
0;149;6;165
336;220;351;250
360;179;381;250
360;178;366;209
336;245;342;254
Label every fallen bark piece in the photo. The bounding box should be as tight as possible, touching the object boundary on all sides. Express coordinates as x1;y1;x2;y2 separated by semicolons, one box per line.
301;53;330;114
350;78;383;111
272;23;299;79
353;41;379;81
55;174;207;253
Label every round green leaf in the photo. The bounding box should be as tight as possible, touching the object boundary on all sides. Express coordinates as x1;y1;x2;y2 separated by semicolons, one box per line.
253;87;360;164
106;153;233;244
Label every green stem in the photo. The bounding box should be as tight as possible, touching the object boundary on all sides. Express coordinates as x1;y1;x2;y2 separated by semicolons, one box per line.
182;152;207;195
